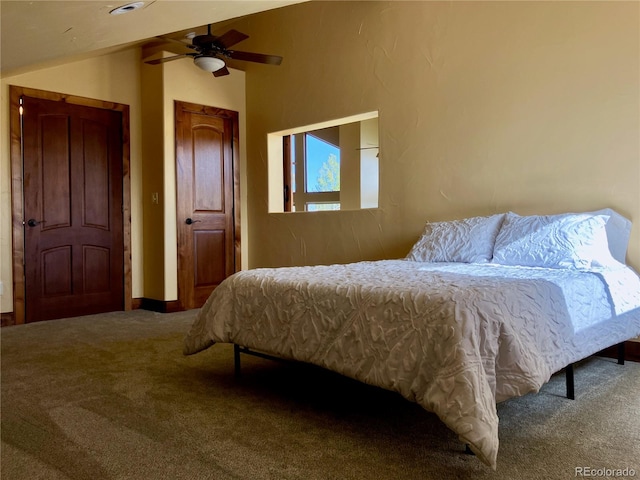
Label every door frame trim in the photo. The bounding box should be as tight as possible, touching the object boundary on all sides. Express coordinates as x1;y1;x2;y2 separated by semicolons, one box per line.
9;86;132;325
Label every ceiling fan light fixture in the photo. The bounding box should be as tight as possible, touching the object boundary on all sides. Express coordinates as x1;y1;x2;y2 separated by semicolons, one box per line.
193;56;225;73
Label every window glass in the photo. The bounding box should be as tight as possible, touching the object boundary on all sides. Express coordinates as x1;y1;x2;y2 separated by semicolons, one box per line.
306;203;341;211
305;134;340;193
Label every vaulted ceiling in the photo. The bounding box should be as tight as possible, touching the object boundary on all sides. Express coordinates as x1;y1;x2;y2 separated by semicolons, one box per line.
0;0;306;76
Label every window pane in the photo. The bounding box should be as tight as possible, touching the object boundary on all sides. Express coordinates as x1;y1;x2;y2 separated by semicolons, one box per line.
306;203;341;211
305;134;340;193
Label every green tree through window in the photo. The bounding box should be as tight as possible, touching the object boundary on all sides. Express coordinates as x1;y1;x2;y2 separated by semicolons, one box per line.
314;153;340;192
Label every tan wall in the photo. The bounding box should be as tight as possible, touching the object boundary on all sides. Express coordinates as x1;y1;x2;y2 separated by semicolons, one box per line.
227;1;639;270
0;49;144;313
140;60;167;301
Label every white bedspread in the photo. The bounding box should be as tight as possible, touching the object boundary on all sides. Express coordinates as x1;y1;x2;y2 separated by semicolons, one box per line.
183;260;640;468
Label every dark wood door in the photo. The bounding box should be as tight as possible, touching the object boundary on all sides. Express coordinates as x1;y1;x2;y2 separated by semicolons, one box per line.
175;101;238;309
22;96;124;322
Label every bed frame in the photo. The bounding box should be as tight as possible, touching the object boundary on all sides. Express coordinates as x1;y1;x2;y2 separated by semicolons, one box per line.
564;342;626;399
233;342;627;401
233;342;627;456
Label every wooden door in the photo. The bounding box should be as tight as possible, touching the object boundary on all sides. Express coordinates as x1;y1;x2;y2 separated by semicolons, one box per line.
175;101;239;309
22;95;124;322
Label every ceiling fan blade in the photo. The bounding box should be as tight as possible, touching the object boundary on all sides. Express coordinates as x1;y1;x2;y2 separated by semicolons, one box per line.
215;29;249;49
144;53;190;65
157;36;196;51
227;50;283;65
213;66;230;77
192;34;219;48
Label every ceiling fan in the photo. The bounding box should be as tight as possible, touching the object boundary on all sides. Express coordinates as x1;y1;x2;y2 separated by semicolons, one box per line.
145;26;283;77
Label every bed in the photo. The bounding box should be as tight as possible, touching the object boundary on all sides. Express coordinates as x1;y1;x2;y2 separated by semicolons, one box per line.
183;208;640;469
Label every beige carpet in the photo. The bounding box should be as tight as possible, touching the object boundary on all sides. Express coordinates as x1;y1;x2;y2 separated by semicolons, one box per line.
1;310;639;480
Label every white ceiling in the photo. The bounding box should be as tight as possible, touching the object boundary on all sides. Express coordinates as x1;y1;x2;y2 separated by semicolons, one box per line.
0;0;306;76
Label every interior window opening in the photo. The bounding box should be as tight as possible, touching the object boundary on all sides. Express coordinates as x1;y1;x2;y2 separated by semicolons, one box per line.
268;112;379;213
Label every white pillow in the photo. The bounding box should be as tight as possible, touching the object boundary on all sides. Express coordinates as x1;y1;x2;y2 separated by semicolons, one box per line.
589;208;631;264
406;214;505;263
492;212;617;269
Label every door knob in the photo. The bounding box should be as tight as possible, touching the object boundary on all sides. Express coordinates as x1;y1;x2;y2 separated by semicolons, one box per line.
185;218;201;225
27;219;43;227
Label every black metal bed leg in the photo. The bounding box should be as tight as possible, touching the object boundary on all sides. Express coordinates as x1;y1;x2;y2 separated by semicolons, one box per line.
566;363;575;400
618;342;625;365
234;344;241;377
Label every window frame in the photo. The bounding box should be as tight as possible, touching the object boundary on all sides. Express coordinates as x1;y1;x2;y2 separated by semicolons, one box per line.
284;132;341;212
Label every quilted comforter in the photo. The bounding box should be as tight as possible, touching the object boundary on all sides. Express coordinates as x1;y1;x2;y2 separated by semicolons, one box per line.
183;260;640;468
